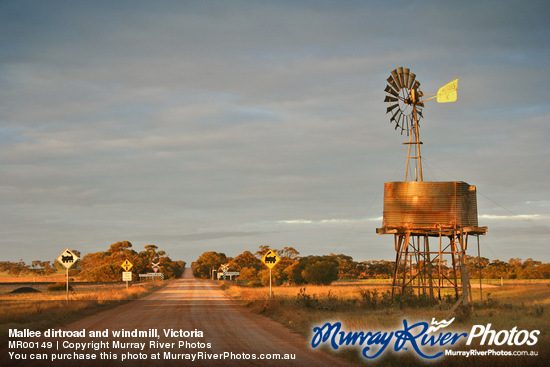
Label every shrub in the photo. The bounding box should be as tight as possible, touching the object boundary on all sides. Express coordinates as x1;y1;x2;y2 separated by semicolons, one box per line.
48;282;72;291
238;267;258;281
295;288;319;309
359;289;379;309
286;256;339;285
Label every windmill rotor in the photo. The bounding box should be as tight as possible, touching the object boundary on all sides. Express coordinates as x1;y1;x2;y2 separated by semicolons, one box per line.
384;67;424;135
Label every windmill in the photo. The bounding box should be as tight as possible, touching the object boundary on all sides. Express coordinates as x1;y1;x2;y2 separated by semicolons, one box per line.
378;67;485;305
384;67;458;182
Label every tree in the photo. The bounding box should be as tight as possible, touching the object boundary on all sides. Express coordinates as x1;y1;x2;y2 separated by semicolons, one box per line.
255;245;271;259
29;260;57;276
158;258;185;279
237;266;258;281
538;263;550;279
331;254;361;279
3;261;29;277
361;260;394;279
466;255;489;278
515;258;542;279
79;241;139;281
229;251;262;272
302;257;339;285
285;256;339;285
284;262;304;285
79;241;183;281
484;260;511;279
279;246;300;260
192;252;228;279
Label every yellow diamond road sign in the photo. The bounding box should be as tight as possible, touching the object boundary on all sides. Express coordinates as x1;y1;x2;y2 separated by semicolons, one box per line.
56;248;79;269
121;260;133;272
261;250;281;269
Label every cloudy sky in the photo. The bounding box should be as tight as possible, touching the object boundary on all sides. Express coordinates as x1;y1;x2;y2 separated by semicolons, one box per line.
1;0;549;265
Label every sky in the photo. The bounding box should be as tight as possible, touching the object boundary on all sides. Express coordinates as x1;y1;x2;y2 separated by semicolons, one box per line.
1;0;549;266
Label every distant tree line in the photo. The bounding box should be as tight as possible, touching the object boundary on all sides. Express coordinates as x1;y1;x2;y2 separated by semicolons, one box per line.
191;246;550;285
466;256;550;279
192;247;400;285
0;260;58;277
0;241;186;281
3;246;549;282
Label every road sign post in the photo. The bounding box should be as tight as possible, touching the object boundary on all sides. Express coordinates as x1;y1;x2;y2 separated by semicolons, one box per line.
122;272;132;289
56;248;79;304
121;260;134;289
151;262;159;281
261;249;281;299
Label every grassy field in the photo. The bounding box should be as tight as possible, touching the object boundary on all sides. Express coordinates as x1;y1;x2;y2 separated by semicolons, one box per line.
224;279;550;366
0;278;165;347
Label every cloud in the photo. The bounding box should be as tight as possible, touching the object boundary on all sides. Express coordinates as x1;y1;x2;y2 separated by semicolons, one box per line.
0;1;549;264
276;217;381;225
480;214;545;221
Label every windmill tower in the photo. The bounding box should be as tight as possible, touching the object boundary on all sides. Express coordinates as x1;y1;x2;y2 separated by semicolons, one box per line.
377;67;487;304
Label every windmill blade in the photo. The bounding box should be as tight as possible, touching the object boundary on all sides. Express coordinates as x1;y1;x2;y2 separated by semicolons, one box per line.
387;76;400;92
386;103;399;114
384;85;399;98
401;115;408;133
394;114;401;130
403;68;410;90
391;69;402;89
408;72;416;89
384;95;398;103
396;67;405;88
390;109;400;123
403;118;409;135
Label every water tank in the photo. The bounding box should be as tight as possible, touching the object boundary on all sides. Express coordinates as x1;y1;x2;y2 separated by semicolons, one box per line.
380;181;479;231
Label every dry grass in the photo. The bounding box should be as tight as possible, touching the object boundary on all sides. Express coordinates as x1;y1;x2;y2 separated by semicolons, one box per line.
0;273;66;283
224;280;550;366
0;281;165;345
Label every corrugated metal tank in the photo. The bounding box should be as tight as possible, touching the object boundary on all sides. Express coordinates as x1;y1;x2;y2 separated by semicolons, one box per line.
382;181;479;230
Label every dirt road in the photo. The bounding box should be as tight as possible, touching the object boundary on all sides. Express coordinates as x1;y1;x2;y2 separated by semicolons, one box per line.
4;269;355;366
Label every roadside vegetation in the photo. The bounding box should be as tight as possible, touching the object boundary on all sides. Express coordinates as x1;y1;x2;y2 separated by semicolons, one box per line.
0;240;185;347
0;280;166;347
0;241;186;282
224;279;550;366
194;246;549;365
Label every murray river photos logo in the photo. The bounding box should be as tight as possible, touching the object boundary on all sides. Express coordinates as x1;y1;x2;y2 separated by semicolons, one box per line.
310;318;540;360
